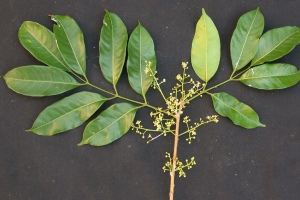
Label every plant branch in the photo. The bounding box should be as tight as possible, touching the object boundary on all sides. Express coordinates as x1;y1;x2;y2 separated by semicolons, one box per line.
169;100;184;200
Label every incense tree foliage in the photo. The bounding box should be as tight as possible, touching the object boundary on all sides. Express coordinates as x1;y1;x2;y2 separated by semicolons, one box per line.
3;8;300;200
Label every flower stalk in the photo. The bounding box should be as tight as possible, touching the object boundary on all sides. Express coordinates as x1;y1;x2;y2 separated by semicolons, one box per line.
169;100;184;200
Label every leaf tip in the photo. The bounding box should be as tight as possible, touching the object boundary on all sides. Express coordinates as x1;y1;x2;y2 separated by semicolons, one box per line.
104;10;111;15
202;8;206;14
50;15;59;23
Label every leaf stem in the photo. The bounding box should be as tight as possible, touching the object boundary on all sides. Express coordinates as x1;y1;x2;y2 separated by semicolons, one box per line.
86;82;115;96
143;94;148;105
86;81;172;116
187;78;233;102
70;71;87;83
188;64;254;103
205;78;233;93
113;85;119;95
231;64;253;79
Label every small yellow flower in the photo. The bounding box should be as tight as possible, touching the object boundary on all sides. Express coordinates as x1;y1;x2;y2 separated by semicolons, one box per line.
176;74;182;81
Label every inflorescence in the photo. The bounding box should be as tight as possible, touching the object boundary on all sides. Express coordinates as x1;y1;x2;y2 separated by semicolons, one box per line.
162;152;196;178
131;61;219;177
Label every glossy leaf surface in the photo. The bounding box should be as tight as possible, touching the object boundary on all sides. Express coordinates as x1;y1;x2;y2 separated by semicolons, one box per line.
3;65;81;96
18;21;69;71
28;92;108;136
230;8;264;71
239;63;300;89
211;92;265;129
99;11;128;87
127;23;156;96
52;15;86;76
79;103;139;146
251;26;300;66
191;9;220;83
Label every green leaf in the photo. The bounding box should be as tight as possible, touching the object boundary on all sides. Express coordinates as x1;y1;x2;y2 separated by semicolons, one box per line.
51;15;86;76
211;92;265;129
127;22;156;97
3;65;81;97
99;10;128;88
79;103;139;146
239;63;300;89
191;8;220;83
27;92;108;136
230;8;264;71
18;21;69;71
251;26;300;66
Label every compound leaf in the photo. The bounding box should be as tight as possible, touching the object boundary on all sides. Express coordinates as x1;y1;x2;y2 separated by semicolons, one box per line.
230;8;264;71
251;26;300;66
51;15;86;76
28;92;108;136
211;92;265;129
99;10;128;88
239;63;300;89
127;22;156;97
191;8;220;83
18;21;69;71
3;65;81;96
79;103;139;146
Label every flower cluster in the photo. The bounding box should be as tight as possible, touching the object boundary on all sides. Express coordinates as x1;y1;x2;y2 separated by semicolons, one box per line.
181;115;219;144
168;62;206;108
131;120;147;139
162;152;196;178
132;62;219;177
165;95;180;115
131;108;176;143
144;61;166;91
